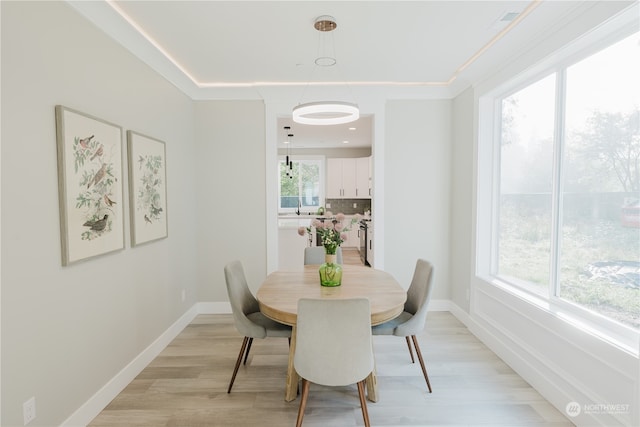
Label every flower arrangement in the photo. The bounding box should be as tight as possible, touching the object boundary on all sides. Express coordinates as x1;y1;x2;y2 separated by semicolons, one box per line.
298;213;361;255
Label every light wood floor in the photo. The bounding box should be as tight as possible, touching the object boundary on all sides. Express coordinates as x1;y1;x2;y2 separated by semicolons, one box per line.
342;247;364;266
89;307;573;426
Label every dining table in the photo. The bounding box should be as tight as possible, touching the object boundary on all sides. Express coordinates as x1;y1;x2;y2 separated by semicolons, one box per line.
256;264;406;402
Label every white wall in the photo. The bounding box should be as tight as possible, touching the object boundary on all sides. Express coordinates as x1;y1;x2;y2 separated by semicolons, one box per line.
384;100;451;299
194;101;267;301
449;87;475;312
1;2;198;426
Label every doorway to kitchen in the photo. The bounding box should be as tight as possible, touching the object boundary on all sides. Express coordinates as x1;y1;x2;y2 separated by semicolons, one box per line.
275;114;374;269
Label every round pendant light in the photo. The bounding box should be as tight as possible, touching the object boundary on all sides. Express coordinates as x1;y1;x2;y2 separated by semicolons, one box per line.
293;101;359;125
293;16;359;126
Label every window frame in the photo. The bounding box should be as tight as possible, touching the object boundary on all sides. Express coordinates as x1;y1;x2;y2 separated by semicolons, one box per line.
477;22;640;353
277;155;325;214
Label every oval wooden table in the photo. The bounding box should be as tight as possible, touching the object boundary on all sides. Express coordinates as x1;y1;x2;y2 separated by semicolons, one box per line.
257;264;406;402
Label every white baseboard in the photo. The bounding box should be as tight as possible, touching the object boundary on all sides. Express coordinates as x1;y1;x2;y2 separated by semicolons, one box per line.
448;301;635;427
60;304;199;427
449;301;576;424
448;301;472;326
428;299;450;311
456;306;581;426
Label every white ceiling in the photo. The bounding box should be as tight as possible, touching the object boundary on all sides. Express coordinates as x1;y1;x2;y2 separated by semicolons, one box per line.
278;114;373;149
68;0;611;148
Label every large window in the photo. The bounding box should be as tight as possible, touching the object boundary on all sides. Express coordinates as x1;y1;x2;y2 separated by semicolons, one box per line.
489;31;639;335
278;157;324;212
499;74;556;295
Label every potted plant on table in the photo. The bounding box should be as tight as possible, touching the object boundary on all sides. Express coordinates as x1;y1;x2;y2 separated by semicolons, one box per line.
298;213;360;286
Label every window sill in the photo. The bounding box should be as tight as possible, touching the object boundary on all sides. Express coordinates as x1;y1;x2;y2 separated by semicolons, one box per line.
479;275;639;357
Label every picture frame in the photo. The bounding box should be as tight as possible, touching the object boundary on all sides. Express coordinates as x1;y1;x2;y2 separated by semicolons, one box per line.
127;130;168;246
55;105;125;265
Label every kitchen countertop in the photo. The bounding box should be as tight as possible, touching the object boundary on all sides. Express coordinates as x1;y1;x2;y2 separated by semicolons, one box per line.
278;213;371;228
278;216;314;229
277;213;369;229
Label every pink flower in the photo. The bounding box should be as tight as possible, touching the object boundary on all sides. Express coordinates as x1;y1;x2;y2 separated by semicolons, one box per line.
298;212;358;249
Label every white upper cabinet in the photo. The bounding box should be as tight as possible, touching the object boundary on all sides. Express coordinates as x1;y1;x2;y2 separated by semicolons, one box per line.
341;159;358;198
326;158;345;198
356;157;370;198
327;157;371;199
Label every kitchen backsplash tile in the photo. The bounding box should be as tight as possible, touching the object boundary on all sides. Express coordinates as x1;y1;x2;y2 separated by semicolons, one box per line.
325;199;371;215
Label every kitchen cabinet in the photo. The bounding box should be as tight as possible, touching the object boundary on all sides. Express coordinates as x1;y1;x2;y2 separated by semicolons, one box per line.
278;218;313;269
278;228;307;269
327;158;355;198
342;224;360;248
326;158;341;198
326;157;371;199
356;157;371;198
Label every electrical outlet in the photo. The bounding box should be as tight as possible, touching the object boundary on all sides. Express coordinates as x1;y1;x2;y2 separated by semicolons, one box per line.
23;397;36;425
353;203;357;208
325;203;331;208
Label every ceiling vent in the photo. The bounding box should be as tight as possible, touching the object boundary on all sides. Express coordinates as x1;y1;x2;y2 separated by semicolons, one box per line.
491;11;521;30
501;12;520;22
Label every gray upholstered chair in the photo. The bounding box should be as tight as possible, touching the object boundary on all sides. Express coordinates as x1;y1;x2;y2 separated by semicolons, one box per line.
294;298;374;427
372;258;434;393
224;260;292;393
303;246;343;265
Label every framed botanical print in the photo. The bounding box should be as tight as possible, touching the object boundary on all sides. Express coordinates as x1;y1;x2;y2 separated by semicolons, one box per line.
127;131;168;246
55;105;125;265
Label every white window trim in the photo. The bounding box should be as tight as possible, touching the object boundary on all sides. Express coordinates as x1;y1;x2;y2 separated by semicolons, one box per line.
277;155;326;214
476;7;640;355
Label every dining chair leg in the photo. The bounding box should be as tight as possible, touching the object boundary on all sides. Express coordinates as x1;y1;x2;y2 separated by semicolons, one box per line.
405;336;415;363
357;380;371;427
411;335;432;393
228;336;249;393
296;378;311;427
289;334;300;395
243;337;254;365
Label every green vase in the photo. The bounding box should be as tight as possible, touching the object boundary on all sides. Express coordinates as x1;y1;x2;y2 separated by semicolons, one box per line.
319;253;342;287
